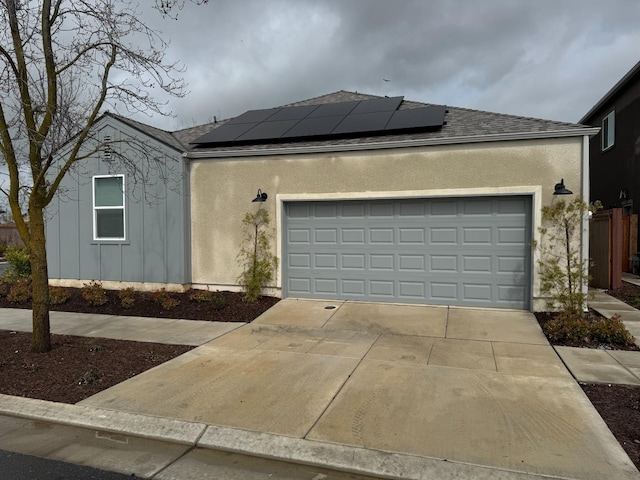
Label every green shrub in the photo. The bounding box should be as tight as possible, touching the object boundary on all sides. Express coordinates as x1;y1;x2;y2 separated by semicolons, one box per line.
0;282;9;297
188;290;226;310
543;312;636;346
49;286;70;305
4;246;31;278
118;287;136;309
237;207;278;302
151;289;180;310
7;278;31;304
543;312;591;344
590;314;635;346
82;281;108;306
0;242;8;258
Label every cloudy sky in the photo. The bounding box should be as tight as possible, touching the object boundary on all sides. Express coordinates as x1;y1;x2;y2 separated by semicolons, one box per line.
136;0;640;131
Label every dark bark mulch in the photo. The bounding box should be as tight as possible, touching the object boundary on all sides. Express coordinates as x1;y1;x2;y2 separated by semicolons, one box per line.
0;287;279;323
581;383;640;470
0;330;192;404
607;282;640;310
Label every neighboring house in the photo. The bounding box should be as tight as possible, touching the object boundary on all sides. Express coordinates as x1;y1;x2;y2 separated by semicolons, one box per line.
46;91;597;311
581;60;640;223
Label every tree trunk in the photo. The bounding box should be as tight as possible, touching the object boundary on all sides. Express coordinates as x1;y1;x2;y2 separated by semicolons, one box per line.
29;206;51;353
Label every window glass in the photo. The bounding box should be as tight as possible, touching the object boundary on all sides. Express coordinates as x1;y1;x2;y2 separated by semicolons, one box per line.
93;175;125;240
95;176;123;206
602;111;615;150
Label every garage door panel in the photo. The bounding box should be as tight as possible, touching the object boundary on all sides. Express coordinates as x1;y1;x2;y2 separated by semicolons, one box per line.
430;228;457;244
342;228;365;244
399;228;425;244
284;196;531;309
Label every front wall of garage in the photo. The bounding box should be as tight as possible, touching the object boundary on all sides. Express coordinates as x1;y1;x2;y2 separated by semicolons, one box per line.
190;137;584;310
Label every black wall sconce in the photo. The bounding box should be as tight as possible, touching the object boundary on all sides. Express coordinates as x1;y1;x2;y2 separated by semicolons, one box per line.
553;179;573;195
252;189;268;202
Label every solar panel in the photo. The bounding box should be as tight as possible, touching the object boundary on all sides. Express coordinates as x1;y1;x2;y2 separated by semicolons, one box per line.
332;111;394;135
190;122;258;144
385;106;446;131
306;101;359;118
350;96;403;115
280;116;345;138
191;96;446;146
235;119;298;141
226;107;280;125
267;105;319;121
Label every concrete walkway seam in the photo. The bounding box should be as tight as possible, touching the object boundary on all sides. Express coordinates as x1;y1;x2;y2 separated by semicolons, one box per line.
0;394;578;480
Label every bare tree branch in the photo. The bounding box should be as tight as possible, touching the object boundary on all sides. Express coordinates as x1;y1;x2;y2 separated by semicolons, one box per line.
0;0;198;352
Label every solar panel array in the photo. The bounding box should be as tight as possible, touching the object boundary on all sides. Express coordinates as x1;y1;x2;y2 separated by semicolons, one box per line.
191;96;446;146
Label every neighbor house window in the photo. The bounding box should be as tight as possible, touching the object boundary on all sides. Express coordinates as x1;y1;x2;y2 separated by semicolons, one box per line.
602;110;615;150
93;175;125;241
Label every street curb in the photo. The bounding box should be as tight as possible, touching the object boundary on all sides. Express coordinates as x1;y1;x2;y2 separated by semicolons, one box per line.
0;394;579;480
0;394;206;446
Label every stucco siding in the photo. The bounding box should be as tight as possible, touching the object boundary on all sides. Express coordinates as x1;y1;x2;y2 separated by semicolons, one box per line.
46;118;190;286
189;136;584;309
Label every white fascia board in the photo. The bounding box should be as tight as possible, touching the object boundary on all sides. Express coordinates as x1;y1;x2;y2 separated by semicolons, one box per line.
183;128;601;160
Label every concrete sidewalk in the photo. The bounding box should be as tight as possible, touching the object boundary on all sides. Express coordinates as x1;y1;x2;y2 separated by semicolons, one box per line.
0;302;638;479
552;284;640;386
0;307;243;345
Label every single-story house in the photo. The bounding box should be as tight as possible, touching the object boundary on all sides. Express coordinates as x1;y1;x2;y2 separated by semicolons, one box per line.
46;91;598;311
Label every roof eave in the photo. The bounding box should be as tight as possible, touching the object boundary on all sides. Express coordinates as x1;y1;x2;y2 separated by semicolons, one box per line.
579;60;640;124
183;128;600;160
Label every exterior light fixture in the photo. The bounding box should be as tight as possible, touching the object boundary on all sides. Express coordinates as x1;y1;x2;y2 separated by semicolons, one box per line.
553;179;573;195
252;189;268;202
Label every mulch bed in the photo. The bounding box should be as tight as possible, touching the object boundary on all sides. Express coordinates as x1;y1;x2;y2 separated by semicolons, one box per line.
0;287;279;322
581;383;640;469
607;283;640;310
0;330;192;404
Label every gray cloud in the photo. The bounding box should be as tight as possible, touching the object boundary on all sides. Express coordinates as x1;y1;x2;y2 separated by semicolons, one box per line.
134;0;640;130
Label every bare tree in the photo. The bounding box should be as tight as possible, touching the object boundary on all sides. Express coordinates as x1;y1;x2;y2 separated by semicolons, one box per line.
0;0;199;352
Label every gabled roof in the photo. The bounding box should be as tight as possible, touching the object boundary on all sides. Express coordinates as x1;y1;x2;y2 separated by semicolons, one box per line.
580;60;640;124
183;90;596;158
105;112;186;152
100;91;597;159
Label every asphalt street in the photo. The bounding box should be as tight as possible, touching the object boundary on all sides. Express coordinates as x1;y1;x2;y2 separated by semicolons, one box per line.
0;449;139;479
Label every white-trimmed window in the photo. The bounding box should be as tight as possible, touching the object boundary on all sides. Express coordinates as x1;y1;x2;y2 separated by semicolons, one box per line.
602;110;615;151
93;175;125;241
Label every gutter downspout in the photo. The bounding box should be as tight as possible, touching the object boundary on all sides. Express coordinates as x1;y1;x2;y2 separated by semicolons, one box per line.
582;135;590;310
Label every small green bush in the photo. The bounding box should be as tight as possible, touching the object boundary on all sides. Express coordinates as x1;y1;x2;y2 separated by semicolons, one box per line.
49;286;70;305
7;278;32;304
543;312;635;346
0;242;8;258
151;289;180;310
0;282;9;297
590;314;635;346
188;290;226;310
4;246;31;278
543;312;591;344
82;281;108;306
118;287;136;309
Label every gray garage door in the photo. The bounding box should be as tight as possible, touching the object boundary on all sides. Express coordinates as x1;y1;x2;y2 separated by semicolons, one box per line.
283;196;531;309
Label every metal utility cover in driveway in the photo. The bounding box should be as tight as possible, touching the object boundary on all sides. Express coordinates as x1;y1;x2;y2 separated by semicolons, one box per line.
283;196;531;309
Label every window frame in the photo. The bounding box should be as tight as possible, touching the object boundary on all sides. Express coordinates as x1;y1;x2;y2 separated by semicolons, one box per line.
602;110;615;151
92;174;126;242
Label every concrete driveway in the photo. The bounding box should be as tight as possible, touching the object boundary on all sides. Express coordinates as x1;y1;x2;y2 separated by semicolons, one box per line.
79;299;638;480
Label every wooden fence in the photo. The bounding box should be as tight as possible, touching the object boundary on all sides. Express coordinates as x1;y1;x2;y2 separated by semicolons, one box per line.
589;208;638;289
0;224;24;248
